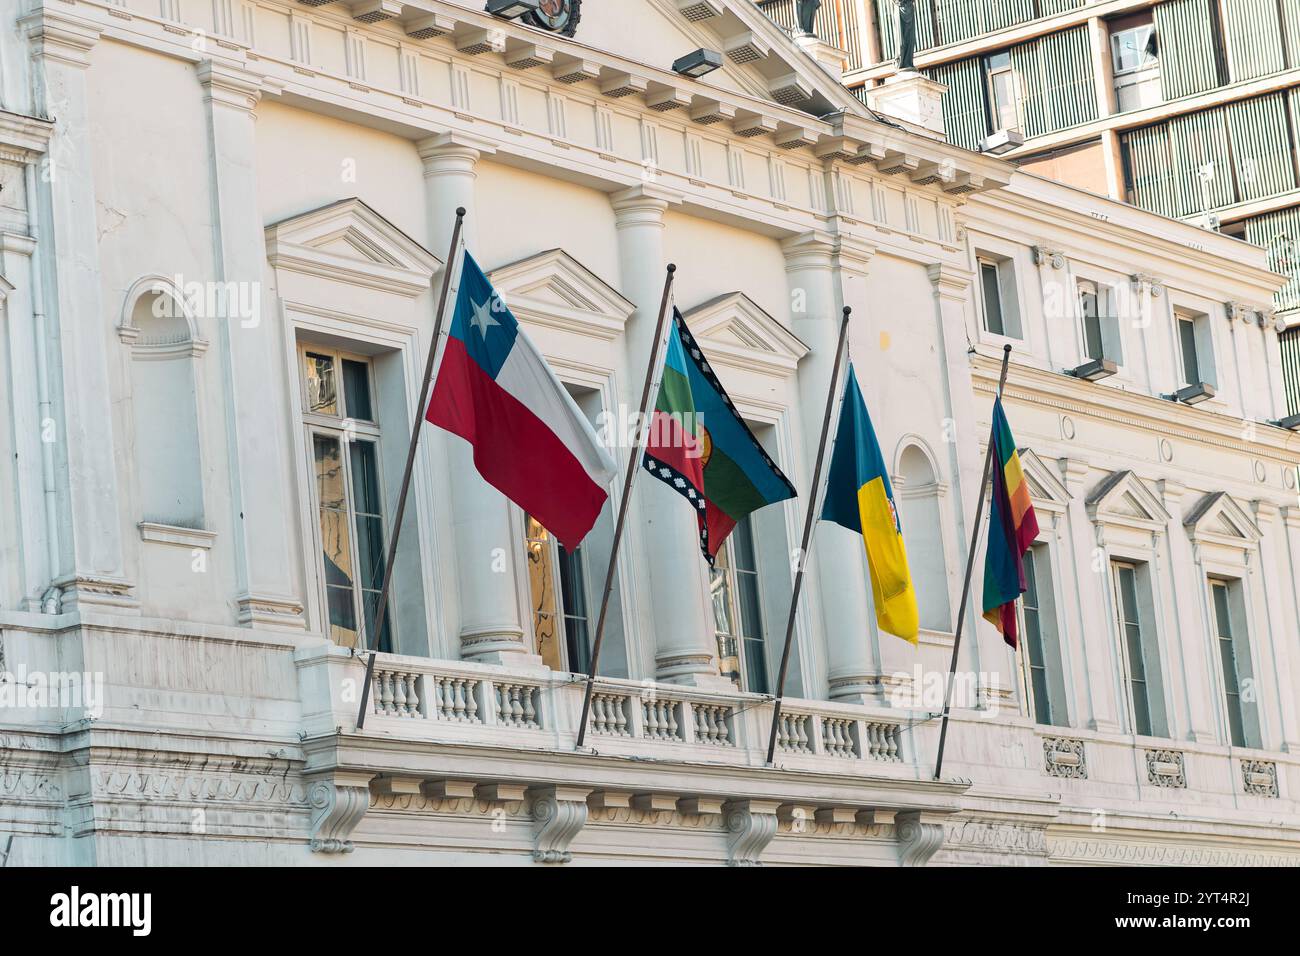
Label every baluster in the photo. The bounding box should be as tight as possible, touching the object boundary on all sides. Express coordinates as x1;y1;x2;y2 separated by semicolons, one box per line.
380;672;395;715
393;672;408;716
796;717;809;752
522;687;536;727
464;681;478;722
613;697;627;735
440;678;453;719
885;725;899;760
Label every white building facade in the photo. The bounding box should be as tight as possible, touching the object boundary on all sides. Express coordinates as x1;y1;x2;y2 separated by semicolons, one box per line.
0;0;1297;866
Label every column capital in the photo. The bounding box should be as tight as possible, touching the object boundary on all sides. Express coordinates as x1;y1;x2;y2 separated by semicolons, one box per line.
927;262;972;301
22;10;100;69
780;230;836;270
610;183;682;224
832;234;877;276
1252;498;1279;523
196;61;269;114
417;130;497;174
1059;457;1091;490
1281;505;1300;531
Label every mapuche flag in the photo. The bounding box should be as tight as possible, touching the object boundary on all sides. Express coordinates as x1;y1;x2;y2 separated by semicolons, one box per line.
981;397;1039;647
426;252;616;549
643;310;796;563
821;365;919;642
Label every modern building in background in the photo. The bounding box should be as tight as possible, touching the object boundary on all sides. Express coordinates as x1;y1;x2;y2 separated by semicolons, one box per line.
758;0;1300;416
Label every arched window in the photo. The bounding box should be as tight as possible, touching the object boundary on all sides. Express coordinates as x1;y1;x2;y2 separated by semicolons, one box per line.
119;277;207;531
896;442;951;633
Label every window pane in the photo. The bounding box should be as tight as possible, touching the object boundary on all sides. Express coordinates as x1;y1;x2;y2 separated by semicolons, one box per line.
349;440;390;652
981;263;1005;335
1178;318;1200;384
525;517;563;671
342;359;374;422
1115;564;1152;736
314;434;357;647
1212;582;1246;747
304;351;338;416
558;544;591;675
1080;288;1105;360
1021;551;1051;725
710;550;742;687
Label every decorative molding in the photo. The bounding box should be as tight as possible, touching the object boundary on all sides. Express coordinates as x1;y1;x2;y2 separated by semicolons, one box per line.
236;592;307;629
1129;273;1164;297
1087;469;1172;537
723;798;780;866
1043;736;1088;779
307;771;375;853
529;785;591;863
1242;760;1279;798
1031;245;1066;270
1183;491;1262;550
680;290;809;374
21;10;102;69
1145;749;1187;789
942;818;1049;862
196;60;268;113
265;197;441;297
138;522;216;550
896;811;946;866
487;248;634;341
1049;836;1300;867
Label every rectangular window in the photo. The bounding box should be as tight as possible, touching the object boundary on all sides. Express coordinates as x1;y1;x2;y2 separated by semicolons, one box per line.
711;514;769;694
1177;314;1200;384
1019;543;1068;727
1078;280;1105;361
525;516;594;675
1110;23;1157;75
1210;579;1259;748
523;383;624;677
1077;279;1124;366
1174;308;1216;390
301;346;390;652
986;52;1021;132
1111;561;1167;738
978;254;1022;338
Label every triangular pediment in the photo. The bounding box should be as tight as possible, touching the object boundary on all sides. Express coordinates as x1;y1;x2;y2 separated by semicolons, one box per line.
1087;470;1171;529
573;0;869;118
488;249;634;340
1184;491;1261;546
681;291;809;373
1018;449;1070;511
264;198;441;297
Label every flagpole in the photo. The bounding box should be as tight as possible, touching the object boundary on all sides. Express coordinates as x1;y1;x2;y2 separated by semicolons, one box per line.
355;208;465;731
573;265;678;750
932;343;1012;778
765;306;853;766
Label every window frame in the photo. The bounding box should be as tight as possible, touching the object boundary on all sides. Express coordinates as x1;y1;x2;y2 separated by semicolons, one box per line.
298;342;390;652
1017;542;1068;727
1074;274;1126;369
984;51;1022;134
1108;559;1171;739
710;513;771;695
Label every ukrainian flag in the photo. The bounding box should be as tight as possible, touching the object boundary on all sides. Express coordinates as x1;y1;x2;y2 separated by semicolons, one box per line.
820;365;919;643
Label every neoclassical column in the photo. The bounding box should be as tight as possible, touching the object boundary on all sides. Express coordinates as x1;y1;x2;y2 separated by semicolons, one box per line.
611;184;723;687
783;231;876;701
198;61;305;629
1250;500;1300;751
417;132;533;664
926;263;990;692
1158;479;1217;743
22;10;132;611
1059;459;1123;733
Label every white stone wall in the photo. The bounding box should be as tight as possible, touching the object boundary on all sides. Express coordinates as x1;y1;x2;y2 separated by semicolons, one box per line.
0;0;1296;866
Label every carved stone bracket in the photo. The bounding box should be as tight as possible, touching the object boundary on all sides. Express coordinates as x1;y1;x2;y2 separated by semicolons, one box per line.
307;771;375;853
529;785;592;864
896;810;946;866
724;799;781;866
1129;273;1164;297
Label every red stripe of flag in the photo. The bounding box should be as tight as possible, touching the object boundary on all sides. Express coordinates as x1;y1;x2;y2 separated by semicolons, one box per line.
427;337;607;550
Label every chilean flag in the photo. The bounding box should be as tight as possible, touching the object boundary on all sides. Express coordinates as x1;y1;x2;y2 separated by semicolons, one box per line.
426;251;616;549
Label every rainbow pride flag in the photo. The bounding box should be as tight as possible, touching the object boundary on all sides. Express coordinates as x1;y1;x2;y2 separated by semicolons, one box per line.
981;397;1039;647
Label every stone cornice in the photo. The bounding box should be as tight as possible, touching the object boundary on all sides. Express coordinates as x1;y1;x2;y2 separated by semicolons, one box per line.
971;353;1300;465
21;9;102;69
0;110;55;159
928;262;972;301
196;60;270;113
